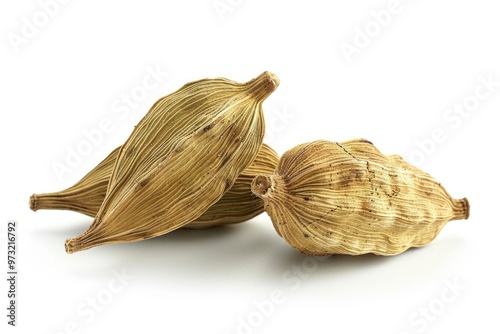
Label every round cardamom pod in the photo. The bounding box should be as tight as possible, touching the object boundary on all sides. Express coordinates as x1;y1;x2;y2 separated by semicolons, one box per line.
251;139;469;256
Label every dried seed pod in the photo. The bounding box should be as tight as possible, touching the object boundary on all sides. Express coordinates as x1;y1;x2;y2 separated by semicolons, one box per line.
251;139;469;256
30;143;279;227
64;71;279;253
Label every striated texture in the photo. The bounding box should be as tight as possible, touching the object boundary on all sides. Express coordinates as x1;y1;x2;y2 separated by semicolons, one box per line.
65;71;279;253
251;139;469;256
30;144;279;227
187;143;279;228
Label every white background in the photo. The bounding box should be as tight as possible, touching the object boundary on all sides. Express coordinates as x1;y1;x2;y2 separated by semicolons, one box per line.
1;0;499;333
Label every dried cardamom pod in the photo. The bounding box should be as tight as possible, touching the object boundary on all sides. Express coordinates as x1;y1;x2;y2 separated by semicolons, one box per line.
251;139;469;256
65;71;279;253
30;143;279;227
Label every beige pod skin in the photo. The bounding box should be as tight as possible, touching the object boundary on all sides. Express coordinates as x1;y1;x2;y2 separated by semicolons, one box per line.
251;139;469;256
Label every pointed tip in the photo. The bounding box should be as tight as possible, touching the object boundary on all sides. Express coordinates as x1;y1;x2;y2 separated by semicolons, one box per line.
65;238;77;254
251;174;274;199
29;194;37;211
462;197;470;220
262;71;280;90
452;197;470;220
246;71;280;100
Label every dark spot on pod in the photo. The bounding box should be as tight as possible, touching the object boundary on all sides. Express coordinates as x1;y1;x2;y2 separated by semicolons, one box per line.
224;178;232;191
203;124;213;132
138;176;150;189
220;156;230;167
125;146;136;157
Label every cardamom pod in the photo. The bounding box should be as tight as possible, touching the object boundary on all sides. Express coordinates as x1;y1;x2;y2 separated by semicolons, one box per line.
251;139;469;256
65;71;279;253
30;143;279;227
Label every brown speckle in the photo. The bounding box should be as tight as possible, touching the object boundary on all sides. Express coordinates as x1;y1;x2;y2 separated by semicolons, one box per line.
220;156;230;167
224;178;231;190
138;177;150;188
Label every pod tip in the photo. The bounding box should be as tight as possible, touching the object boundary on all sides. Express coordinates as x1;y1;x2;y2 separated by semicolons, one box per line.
263;71;280;91
251;175;274;199
453;197;470;220
29;194;37;211
247;72;280;100
65;238;77;254
462;197;470;220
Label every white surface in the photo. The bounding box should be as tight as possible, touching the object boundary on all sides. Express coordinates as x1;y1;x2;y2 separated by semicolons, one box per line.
1;0;499;333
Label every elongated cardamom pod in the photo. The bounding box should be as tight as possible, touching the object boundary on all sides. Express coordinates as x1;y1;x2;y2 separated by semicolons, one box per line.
251;139;469;256
65;71;279;253
30;143;279;227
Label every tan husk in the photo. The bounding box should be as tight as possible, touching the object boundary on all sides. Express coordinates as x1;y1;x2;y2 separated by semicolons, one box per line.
30;144;279;227
65;71;279;253
251;139;469;256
